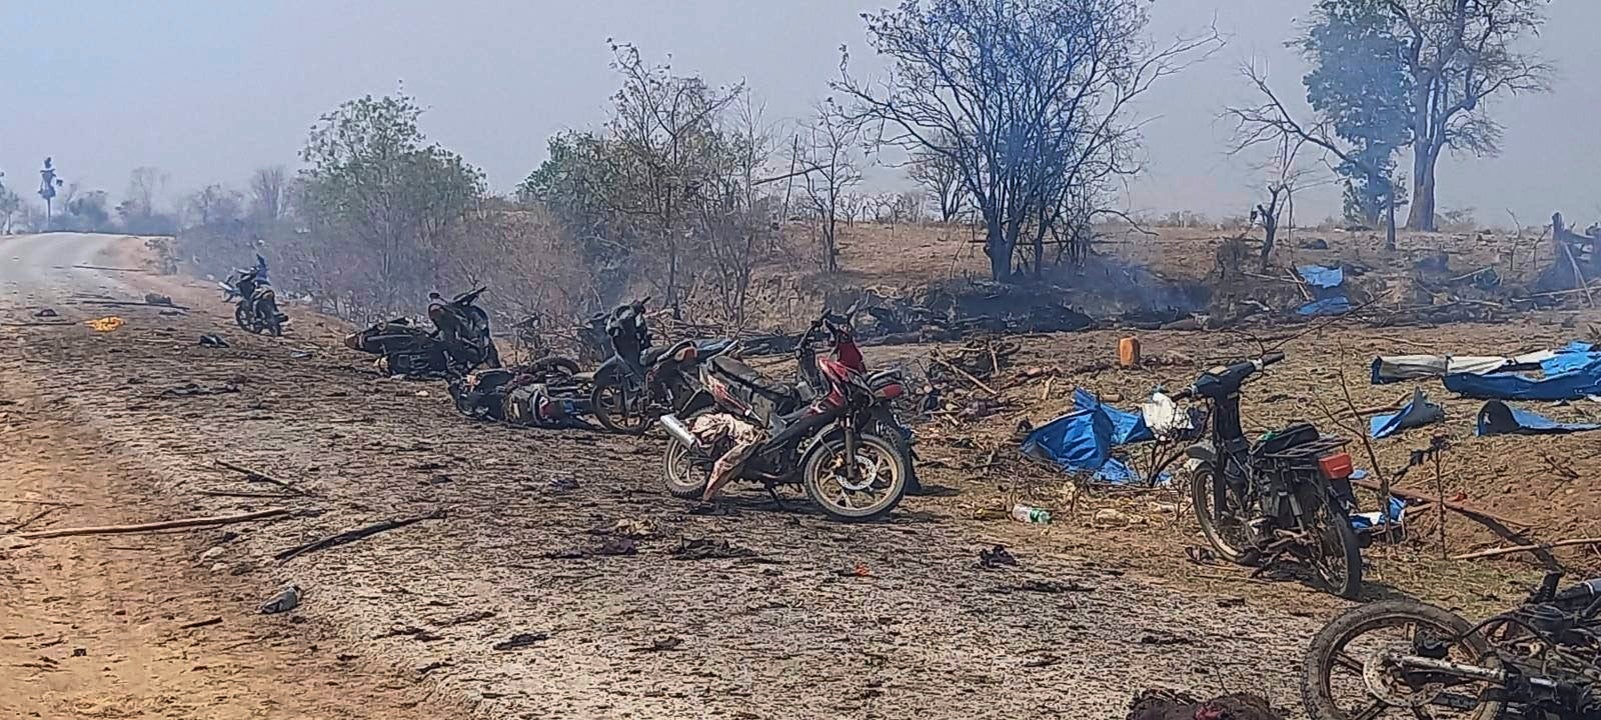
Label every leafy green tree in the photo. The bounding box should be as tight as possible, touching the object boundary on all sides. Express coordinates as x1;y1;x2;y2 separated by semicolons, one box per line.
1300;0;1412;227
299;91;485;312
1300;0;1550;231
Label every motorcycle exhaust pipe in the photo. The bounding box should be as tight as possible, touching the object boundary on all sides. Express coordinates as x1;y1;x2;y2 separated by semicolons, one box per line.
659;414;702;452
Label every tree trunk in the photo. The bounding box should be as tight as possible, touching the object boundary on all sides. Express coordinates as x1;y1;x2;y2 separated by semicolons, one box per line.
1406;145;1439;231
1386;191;1398;251
985;221;1011;281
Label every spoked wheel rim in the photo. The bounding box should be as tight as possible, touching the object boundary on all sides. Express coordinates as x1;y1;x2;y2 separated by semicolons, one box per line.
1306;502;1353;593
808;439;904;519
1313;614;1500;719
662;436;710;497
595;380;648;433
1194;468;1251;558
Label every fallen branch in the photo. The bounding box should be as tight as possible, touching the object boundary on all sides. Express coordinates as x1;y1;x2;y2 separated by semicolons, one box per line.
1453;537;1601;561
10;506;62;532
11;508;290;539
932;355;999;396
77;299;191;311
1351;479;1530;528
275;510;446;563
214;460;308;496
178;616;224;630
195;489;300;499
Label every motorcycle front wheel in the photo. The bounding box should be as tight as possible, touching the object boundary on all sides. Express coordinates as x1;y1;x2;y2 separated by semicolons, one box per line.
1301;601;1502;720
234;303;252;332
590;373;649;435
1190;462;1251;564
801;432;906;522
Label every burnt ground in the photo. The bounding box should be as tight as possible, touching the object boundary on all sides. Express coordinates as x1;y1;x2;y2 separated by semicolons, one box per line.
5;231;1587;718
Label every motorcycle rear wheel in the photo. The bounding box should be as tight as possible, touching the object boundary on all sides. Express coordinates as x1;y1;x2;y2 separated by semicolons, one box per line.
591;374;649;435
1301;601;1501;720
1304;491;1364;600
801;433;906;522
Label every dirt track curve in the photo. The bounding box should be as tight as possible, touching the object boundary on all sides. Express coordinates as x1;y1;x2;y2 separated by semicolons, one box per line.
1;233;1318;719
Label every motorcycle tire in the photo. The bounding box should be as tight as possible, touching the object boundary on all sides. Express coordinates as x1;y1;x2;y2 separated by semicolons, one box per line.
661;408;713;499
1301;601;1501;720
590;372;649;435
484;339;503;369
1190;462;1248;564
265;314;283;337
1306;492;1364;600
528;356;581;381
234;303;251;332
801;432;907;523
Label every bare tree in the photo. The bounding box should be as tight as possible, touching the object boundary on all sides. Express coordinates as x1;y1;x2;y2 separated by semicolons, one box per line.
835;0;1221;280
794;101;861;273
187;184;244;227
1225;63;1403;251
124;166;167;216
248;165;290;222
907;134;964;223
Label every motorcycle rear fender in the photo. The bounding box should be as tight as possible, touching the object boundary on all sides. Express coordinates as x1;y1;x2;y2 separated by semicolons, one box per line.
678;389;717;417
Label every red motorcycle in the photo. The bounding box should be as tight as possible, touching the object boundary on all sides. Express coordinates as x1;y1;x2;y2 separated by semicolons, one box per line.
656;311;910;522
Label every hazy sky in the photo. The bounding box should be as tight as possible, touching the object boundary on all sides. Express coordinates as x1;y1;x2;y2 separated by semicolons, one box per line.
4;0;1598;224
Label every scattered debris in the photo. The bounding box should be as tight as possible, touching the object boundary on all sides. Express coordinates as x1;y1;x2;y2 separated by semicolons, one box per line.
143;293;175;307
379;625;443;642
1019;578;1092;594
671;538;755;561
198;334;230;348
85;316;124;332
1022;653;1061;668
977;545;1017;569
160;382;239;397
1138;631;1194;646
1128;689;1286;720
492;632;548;651
289;350;313;359
32;307;57;318
259;584;302;614
178;617;223;630
1184;547;1216;565
71;647;87;657
629;636;684;653
546;474;580;491
275;510;446;563
1092;508;1136;527
440;610;495;627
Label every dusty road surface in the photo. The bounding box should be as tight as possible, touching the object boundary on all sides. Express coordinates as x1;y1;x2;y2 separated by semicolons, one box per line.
0;233;1323;719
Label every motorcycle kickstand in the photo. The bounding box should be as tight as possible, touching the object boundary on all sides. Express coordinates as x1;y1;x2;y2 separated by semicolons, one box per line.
764;483;785;510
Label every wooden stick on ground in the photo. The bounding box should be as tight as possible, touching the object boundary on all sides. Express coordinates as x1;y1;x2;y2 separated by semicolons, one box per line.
11;508;290;540
10;506;62;532
275;510;446;563
214;460;308;496
935;357;999;396
1453;537;1601;561
1561;241;1597;309
1350;479;1531;528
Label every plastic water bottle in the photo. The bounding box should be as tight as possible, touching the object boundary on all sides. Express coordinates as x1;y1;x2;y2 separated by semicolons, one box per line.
1010;503;1052;524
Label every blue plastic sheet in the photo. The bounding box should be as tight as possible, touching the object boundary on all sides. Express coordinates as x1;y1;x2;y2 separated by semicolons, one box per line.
1297;265;1344;289
1298;296;1353;317
1021;390;1156;484
1350;496;1407;532
1539;341;1598;375
1444;356;1601;401
1476;400;1601;436
1369;389;1444;439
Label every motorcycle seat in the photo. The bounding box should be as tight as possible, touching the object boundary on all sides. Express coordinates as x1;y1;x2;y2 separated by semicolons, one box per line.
641;346;669;365
696;338;735;357
1250;422;1321;457
710;355;796;399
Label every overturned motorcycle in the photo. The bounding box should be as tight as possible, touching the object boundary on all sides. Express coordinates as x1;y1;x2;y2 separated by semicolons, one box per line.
1302;570;1601;719
654;315;911;522
343;287;507;379
447;359;591;428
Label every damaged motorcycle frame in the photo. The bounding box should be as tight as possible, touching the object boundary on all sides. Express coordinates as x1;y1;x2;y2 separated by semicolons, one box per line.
343;287;504;379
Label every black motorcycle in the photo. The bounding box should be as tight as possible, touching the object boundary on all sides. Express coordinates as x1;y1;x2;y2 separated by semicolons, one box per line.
221;266;287;336
1173;352;1364;598
428;287;501;371
588;297;734;434
1303;570;1601;719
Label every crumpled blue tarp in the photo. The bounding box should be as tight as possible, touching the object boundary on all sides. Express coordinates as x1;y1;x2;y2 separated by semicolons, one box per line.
1476;400;1601;436
1369;389;1444;439
1297;265;1344;289
1539;341;1598;375
1444;355;1601;401
1349;496;1407;531
1296;265;1351;316
1020;390;1155;484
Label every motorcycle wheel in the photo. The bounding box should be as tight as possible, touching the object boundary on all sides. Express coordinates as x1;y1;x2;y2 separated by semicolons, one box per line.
528;356;581;382
1190;462;1250;564
234;303;251;331
265;313;283;337
661;409;712;500
1301;601;1501;720
801;432;907;523
484;339;502;369
590;373;649;435
1303;490;1364;600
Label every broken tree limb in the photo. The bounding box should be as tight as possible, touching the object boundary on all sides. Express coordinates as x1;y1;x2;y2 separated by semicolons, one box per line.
1453;537;1601;561
275;510;446;563
1561;240;1597;309
214;459;309;496
1351;479;1530;529
76;299;191;311
931;356;999;396
195;489;300;499
12;508;290;540
9;506;62;532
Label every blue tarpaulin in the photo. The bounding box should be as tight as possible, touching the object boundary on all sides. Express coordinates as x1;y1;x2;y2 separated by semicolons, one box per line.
1296;265;1351;317
1476;400;1601;436
1369;389;1444;439
1444;356;1601;401
1350;496;1407;532
1539;341;1598;375
1298;265;1344;289
1021;391;1155;484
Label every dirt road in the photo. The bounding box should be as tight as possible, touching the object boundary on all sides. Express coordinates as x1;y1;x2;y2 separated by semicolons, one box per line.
1;233;1318;719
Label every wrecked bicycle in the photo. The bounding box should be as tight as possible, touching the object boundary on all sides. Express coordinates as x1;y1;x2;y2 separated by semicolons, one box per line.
654;312;910;522
1173;352;1365;599
1303;569;1601;719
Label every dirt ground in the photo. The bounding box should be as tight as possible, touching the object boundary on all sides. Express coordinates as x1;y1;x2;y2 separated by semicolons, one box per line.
2;230;1584;719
